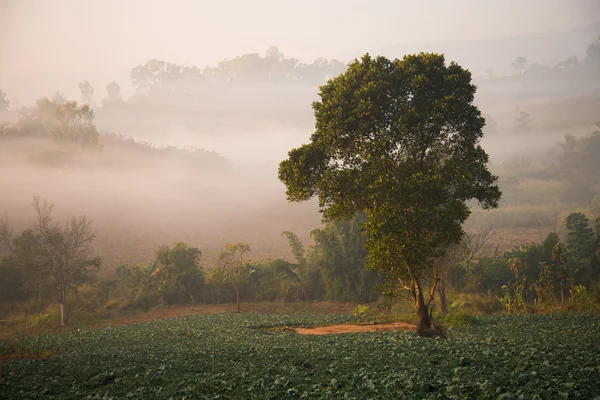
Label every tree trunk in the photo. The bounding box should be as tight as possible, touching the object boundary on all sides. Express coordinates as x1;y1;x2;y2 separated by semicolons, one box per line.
439;278;448;315
235;285;240;313
412;279;432;336
59;290;67;326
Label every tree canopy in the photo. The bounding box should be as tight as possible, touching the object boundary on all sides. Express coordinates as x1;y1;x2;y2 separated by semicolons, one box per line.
279;53;501;334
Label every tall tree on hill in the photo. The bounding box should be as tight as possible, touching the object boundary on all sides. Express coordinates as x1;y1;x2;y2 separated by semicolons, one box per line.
78;81;94;105
279;53;501;335
105;82;122;102
511;57;527;74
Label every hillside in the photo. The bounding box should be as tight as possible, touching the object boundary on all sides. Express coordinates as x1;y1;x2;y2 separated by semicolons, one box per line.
378;22;600;76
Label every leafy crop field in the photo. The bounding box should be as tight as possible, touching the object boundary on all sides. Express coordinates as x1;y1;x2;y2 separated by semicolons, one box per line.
1;314;599;399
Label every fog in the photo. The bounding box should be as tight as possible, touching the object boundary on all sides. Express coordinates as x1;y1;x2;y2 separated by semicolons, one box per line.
2;0;600;103
1;0;600;273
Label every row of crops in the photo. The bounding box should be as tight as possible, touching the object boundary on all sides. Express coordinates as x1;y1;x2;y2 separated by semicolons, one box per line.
1;313;599;399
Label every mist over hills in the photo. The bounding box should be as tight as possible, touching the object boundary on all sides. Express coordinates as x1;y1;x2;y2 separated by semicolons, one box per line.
1;25;600;274
378;22;600;77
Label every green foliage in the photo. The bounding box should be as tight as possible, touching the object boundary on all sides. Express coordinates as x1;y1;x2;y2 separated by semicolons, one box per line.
101;243;205;310
448;299;466;311
309;213;380;302
0;256;29;304
11;97;100;150
279;53;500;332
497;279;527;313
351;304;369;317
442;312;480;328
217;243;252;286
565;212;596;282
1;197;100;326
0;339;53;360
1;314;599;399
281;231;307;266
215;242;254;312
152;242;204;305
568;284;600;312
467;255;513;293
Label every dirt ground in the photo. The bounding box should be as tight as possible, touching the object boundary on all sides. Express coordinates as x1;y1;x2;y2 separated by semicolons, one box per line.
294;322;416;335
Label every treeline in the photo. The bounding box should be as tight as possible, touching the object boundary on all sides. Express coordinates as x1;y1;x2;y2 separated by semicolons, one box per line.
129;46;347;93
0;203;381;326
503;35;600;76
2;194;599;327
101;48;347;132
446;212;600;313
0;96;229;172
0;47;348;136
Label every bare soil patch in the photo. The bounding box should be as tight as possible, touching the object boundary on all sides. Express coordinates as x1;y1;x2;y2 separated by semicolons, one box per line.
294;322;416;335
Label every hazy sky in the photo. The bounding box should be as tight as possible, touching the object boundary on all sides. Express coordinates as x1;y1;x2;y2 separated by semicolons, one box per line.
1;0;599;103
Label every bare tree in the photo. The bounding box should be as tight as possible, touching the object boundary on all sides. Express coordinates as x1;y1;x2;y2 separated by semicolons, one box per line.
433;225;496;314
0;197;101;325
434;243;468;314
217;242;252;313
464;225;497;269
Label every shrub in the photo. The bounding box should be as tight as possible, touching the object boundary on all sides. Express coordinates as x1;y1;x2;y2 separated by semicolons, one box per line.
352;304;369;317
443;312;480;328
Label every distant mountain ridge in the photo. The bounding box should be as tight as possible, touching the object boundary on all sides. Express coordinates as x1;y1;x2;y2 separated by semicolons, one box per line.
376;22;600;76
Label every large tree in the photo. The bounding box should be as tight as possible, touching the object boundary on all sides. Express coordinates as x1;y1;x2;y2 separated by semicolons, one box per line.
278;53;500;335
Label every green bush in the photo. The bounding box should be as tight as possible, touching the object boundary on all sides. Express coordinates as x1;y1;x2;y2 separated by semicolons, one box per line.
351;304;369;317
443;312;480;328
